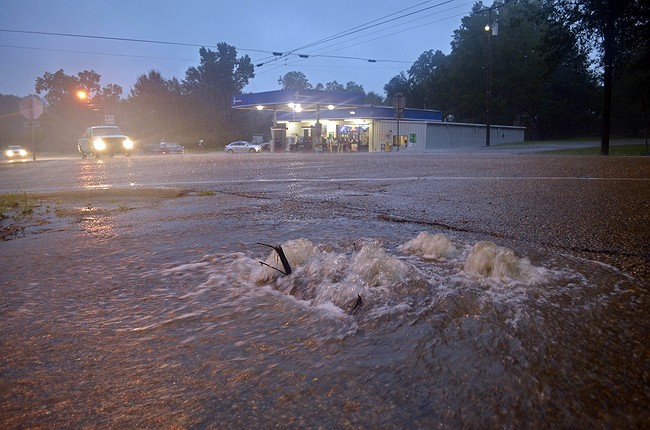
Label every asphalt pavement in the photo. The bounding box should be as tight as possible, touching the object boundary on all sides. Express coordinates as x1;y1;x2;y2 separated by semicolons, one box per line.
1;150;649;282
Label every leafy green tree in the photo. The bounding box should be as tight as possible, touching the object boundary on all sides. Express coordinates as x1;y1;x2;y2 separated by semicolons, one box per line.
36;69;92;107
126;70;180;144
184;44;255;145
407;50;447;108
322;80;365;94
383;71;412;103
278;71;312;90
34;69;119;151
387;0;599;139
365;91;385;105
487;0;598;137
553;0;650;153
324;80;345;92
344;81;365;94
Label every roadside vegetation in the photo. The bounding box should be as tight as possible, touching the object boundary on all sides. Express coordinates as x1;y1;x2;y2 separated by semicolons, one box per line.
0;188;191;240
0;192;36;219
545;144;649;156
491;138;650;156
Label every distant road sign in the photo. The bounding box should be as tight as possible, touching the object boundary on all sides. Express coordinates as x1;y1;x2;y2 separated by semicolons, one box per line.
19;96;43;120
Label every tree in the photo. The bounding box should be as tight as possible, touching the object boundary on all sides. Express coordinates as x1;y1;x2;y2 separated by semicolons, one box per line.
404;50;448;109
365;91;385;105
322;80;365;94
344;81;365;94
34;69;120;151
278;71;312;90
183;44;255;144
324;80;345;92
35;69;93;107
127;70;179;143
383;72;412;103
553;0;650;153
387;0;600;139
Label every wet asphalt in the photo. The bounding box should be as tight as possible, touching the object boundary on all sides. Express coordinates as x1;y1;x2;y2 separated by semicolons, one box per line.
1;150;649;282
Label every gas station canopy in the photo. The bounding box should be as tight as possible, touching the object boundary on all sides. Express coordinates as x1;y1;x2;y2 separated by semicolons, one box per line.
231;89;365;112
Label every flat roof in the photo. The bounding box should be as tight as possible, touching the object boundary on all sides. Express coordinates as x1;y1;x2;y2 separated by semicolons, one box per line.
232;89;443;122
277;105;443;122
232;89;365;112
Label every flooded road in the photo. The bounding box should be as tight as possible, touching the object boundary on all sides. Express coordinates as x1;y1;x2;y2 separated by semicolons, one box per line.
1;152;649;428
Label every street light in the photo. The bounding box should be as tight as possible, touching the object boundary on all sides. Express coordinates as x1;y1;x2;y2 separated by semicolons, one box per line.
76;90;88;100
484;17;492;147
481;1;508;147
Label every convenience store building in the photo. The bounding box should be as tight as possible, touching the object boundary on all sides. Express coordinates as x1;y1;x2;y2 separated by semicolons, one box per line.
232;89;524;152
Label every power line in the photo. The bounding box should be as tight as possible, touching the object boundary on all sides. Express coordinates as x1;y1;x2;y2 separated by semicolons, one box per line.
0;44;197;62
0;1;469;92
0;28;270;55
315;10;470;58
1;1;465;69
304;2;473;57
0;28;413;66
254;0;458;67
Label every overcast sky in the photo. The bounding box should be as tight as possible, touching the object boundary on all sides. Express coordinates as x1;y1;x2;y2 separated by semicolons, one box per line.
0;0;483;98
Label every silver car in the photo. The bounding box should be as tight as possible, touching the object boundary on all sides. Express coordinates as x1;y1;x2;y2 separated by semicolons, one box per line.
224;141;262;154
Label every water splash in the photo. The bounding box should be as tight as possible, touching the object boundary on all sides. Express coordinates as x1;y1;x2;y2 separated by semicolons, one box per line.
398;231;459;260
463;241;543;282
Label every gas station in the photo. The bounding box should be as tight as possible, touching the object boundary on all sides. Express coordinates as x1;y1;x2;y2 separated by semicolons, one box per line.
232;89;524;152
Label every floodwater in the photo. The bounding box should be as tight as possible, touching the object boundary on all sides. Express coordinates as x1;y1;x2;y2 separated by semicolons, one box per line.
1;154;648;428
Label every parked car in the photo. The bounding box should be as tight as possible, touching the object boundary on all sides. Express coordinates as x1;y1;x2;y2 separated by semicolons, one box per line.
225;141;262;154
141;141;185;154
77;126;134;158
5;145;29;159
160;141;185;154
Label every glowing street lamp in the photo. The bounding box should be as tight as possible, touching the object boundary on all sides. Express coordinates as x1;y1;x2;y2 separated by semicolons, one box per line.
484;17;493;147
76;90;88;101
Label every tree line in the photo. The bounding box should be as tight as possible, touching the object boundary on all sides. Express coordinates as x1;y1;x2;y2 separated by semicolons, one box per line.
0;0;647;153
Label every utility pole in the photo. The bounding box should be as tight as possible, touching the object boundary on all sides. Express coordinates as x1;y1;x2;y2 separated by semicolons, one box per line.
393;92;405;151
485;10;494;147
482;1;508;147
601;0;614;155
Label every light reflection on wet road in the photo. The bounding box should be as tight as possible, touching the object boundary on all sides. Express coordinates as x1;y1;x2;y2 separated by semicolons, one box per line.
1;152;648;428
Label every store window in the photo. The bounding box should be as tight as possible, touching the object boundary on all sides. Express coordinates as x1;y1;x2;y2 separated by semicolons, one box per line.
335;124;370;152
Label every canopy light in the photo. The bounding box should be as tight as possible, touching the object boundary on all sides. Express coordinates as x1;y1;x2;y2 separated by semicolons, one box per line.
327;105;335;110
256;105;264;110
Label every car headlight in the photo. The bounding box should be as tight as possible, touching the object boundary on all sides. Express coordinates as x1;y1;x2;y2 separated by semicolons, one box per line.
122;139;134;150
5;150;13;157
93;138;107;151
19;149;27;156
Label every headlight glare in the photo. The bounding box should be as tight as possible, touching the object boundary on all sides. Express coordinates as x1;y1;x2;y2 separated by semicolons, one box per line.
122;139;134;150
19;149;27;156
5;150;13;157
93;138;106;151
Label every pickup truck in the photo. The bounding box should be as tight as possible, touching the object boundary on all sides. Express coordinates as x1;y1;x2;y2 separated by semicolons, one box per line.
77;126;134;158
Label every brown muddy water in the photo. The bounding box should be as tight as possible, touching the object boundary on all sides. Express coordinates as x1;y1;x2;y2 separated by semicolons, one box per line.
1;154;648;428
